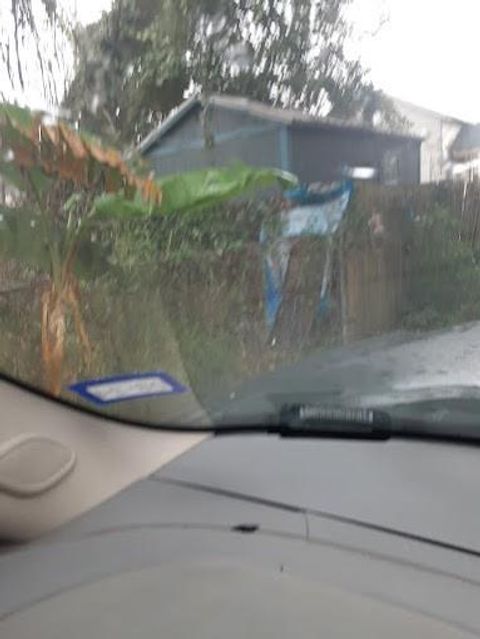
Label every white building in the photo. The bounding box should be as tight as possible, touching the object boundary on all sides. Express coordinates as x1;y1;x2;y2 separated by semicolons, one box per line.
392;97;465;183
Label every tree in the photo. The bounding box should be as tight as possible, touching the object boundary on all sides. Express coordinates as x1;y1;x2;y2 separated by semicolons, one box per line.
65;0;395;145
0;102;163;393
0;101;295;394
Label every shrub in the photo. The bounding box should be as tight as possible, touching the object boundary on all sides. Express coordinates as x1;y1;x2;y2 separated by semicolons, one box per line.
403;206;480;329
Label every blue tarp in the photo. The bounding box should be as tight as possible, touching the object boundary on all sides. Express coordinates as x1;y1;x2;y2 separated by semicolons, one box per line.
261;180;353;330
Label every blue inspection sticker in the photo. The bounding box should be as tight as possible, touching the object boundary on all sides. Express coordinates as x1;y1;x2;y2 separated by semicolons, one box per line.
68;371;188;405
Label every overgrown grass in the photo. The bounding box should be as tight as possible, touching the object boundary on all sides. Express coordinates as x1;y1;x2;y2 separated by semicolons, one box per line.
0;290;41;383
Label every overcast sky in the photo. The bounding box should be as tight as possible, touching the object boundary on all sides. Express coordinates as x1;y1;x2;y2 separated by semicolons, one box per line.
70;0;109;25
349;0;479;122
3;0;479;123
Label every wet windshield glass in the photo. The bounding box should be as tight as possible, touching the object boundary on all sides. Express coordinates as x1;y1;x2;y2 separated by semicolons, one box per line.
0;0;479;429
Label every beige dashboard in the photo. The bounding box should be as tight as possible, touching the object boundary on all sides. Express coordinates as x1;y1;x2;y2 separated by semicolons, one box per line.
0;377;207;540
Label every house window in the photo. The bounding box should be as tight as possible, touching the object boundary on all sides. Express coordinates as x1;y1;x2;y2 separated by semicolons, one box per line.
382;150;400;185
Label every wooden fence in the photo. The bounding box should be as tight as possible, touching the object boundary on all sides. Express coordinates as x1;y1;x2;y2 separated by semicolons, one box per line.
343;240;405;341
340;180;480;341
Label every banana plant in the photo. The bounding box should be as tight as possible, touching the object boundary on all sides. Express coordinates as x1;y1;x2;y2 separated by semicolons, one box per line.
0;102;297;395
0;103;162;395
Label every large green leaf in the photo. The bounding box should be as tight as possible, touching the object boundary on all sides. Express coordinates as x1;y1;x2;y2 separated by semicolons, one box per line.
92;192;155;219
91;164;297;220
157;164;298;215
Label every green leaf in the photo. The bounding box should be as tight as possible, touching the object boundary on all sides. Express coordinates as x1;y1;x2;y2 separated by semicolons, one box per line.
92;192;155;219
157;164;298;214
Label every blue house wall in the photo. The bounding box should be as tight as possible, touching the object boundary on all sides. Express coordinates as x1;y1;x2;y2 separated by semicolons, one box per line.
143;103;420;185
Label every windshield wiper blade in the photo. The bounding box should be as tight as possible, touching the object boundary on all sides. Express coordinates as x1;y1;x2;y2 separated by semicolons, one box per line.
214;404;392;440
277;404;392;439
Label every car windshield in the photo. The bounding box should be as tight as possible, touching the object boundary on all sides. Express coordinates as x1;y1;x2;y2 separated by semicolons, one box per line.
0;0;479;431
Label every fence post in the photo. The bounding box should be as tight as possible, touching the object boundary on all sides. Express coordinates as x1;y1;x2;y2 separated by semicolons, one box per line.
339;234;349;344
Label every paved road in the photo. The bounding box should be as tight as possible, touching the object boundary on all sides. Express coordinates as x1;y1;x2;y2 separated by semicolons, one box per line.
214;322;480;424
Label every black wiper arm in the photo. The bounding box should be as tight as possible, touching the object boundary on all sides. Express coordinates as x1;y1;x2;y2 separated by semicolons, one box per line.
214;404;392;440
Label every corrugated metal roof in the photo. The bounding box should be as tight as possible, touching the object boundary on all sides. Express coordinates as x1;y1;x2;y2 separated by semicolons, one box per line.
138;94;422;154
452;124;480;157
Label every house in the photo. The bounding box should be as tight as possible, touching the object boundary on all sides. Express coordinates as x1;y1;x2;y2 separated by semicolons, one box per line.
449;124;480;181
392;97;480;183
391;97;464;183
139;94;422;186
